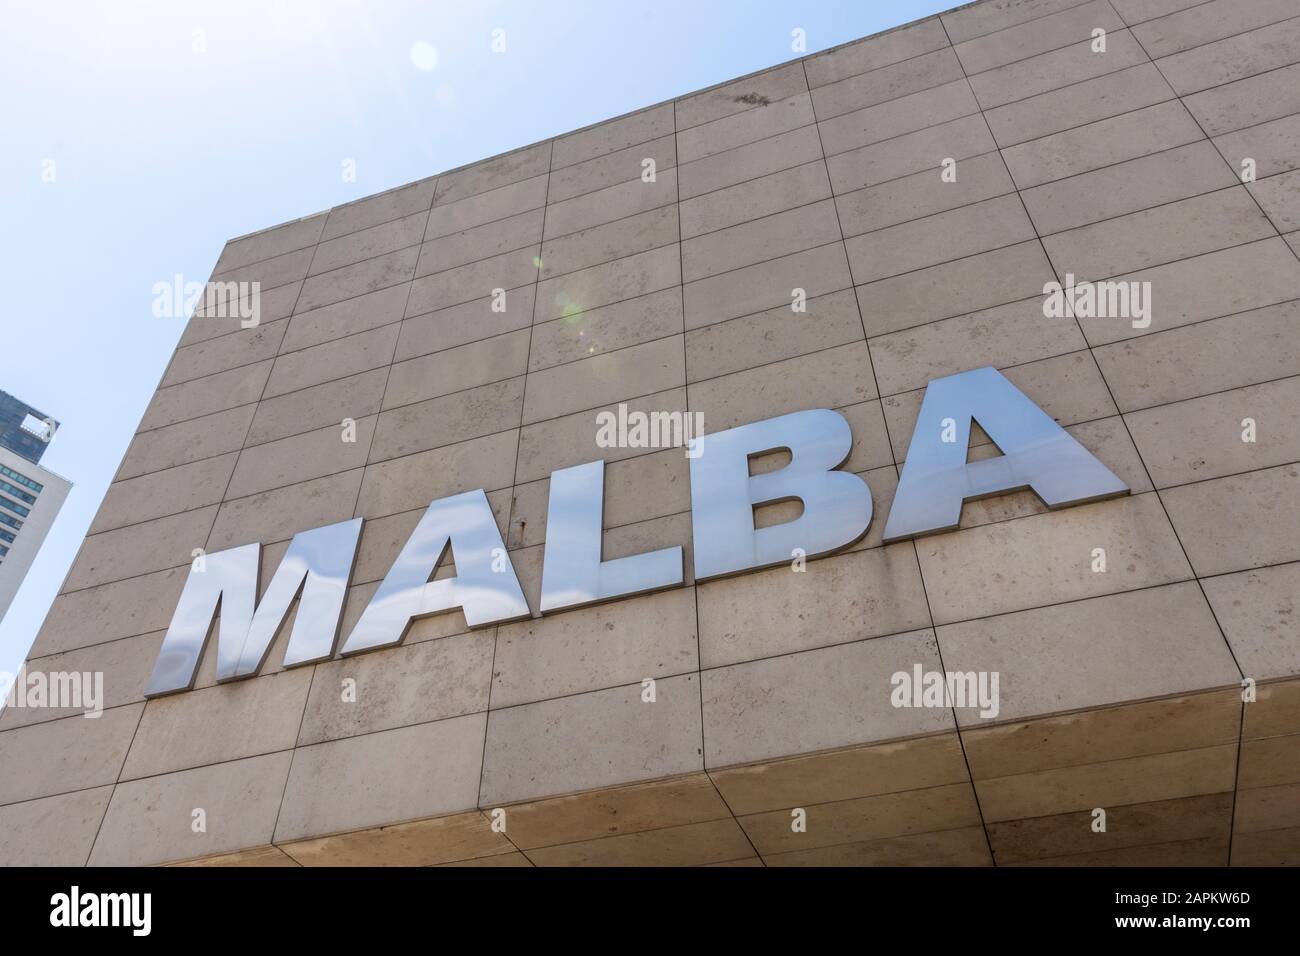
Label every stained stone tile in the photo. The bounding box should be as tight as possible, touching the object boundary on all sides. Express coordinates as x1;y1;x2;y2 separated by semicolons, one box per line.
1203;563;1300;682
1162;464;1300;576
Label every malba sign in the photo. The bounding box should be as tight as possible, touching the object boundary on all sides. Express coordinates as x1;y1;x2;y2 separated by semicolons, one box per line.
145;367;1129;696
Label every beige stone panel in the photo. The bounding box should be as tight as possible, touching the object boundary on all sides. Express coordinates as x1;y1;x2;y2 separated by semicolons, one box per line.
280;810;511;866
703;630;951;768
534;244;679;323
0;786;114;866
515;391;689;483
1132;0;1299;57
275;713;487;843
215;213;326;273
546;135;675;205
1;630;164;730
280;283;410;353
140;360;270;432
383;330;529;410
1113;0;1216;24
170;845;299;866
1156;16;1300;97
1260;169;1300;233
702;857;764;867
1094;302;1300;408
1022;140;1240;236
479;675;703;806
1001;100;1203;191
207;468;362;551
1243;678;1300;740
210;246;313;293
355;429;517;519
1239;733;1300;790
121;668;310;779
544;168;678;239
676;62;808;129
89;751;291;866
298;632;492;745
264;323;399;399
492;588;696;709
416;207;544;278
688;341;876;433
425;173;547;241
1235;781;1300;833
884;351;1117;460
1125;377;1300;488
246;367;388;447
1163;464;1300;576
812;48;963;121
310;210;426;277
919;493;1194;624
540;206;678;280
528;817;749;867
826;114;995;195
1190;59;1300;135
224;417;374;500
1215;113;1300;181
682;201;842;283
500;773;728;849
0;703;141;806
697;544;930;669
685;290;863;383
432;142;551;206
522;335;684;424
370;378;522;464
942;0;1086;42
681;161;830;239
1044;187;1274;283
970;29;1148;110
847;194;1036;284
678;127;823;200
405;244;538;317
117;404;255;481
295;245;419;314
983;62;1174;147
869;296;1085;396
32;566;186;658
64;506;218;593
530;288;682;372
741;781;979;855
939;583;1239;727
835;153;1013;241
1231;824;1300;865
1013;836;1229;867
396;286;535;361
806;18;950;88
989;792;1233;864
90;452;237;534
954;0;1122;74
1203;563;1300;682
684;241;852;331
710;731;968;816
525;816;748;868
963;689;1241;780
977;744;1238;823
817;79;980;158
764;825;991;866
856;240;1056;335
322;178;436;242
554;103;675;168
677;92;814;164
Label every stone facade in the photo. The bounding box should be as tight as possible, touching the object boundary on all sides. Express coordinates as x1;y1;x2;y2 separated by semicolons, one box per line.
3;0;1299;866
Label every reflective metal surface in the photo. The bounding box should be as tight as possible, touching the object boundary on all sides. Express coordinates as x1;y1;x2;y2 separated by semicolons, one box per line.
689;408;873;581
539;460;683;613
144;517;362;697
882;366;1130;541
340;488;529;655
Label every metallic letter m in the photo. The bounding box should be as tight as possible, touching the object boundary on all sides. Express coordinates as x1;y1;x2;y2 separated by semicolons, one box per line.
144;518;362;697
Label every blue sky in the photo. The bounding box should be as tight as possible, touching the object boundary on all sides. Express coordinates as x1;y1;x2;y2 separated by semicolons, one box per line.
0;0;950;677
